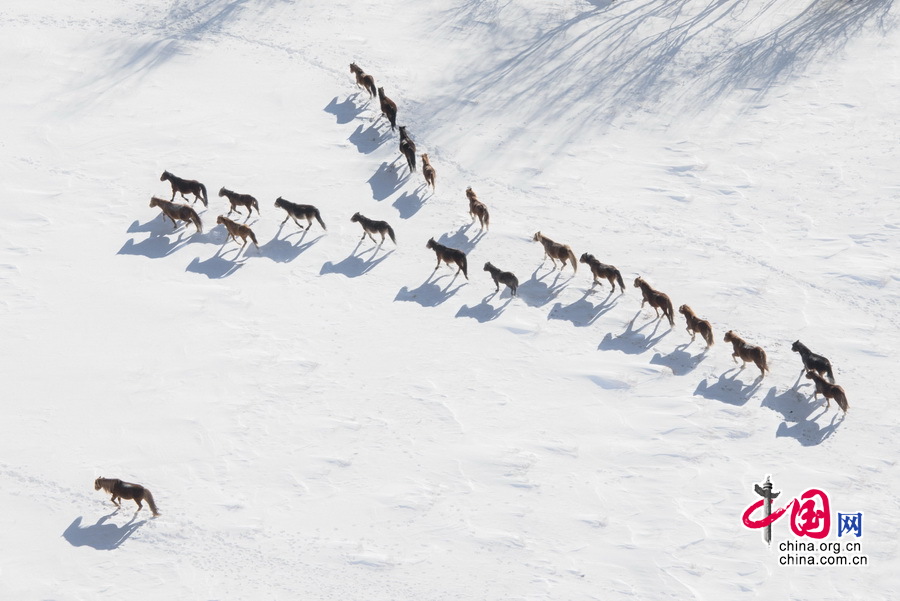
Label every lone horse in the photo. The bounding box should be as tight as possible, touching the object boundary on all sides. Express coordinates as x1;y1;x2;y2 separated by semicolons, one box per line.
160;171;208;207
723;330;768;377
633;277;674;326
94;477;159;516
532;231;576;272
349;62;377;98
149;196;202;233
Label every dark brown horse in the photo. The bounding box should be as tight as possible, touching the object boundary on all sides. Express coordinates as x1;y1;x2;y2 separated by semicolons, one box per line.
426;237;467;279
633;277;674;326
678;304;714;347
422;154;436;190
160;170;208;207
791;340;834;382
805;370;848;413
274;197;327;231
94;477;159;516
349;62;377;98
399;126;416;173
579;253;625;292
723;330;768;377
377;86;397;131
466;187;490;230
149;196;202;233
351;212;396;245
218;187;259;219
532;232;576;272
484;262;518;296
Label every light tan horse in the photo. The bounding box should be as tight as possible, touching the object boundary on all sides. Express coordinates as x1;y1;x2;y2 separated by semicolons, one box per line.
532;232;576;272
94;477;159;516
217;215;259;249
723;330;768;377
422;154;436;190
349;62;377;98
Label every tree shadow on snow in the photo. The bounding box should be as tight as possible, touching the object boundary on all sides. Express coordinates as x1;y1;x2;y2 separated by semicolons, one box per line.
597;311;671;354
693;368;764;406
456;292;514;322
321;242;394;278
548;288;620;327
62;510;146;550
760;385;843;446
395;272;467;307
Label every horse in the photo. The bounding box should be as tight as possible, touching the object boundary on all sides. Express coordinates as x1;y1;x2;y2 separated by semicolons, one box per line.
349;62;377;98
217;215;259;249
274;197;327;231
351;212;396;245
723;330;768;377
483;262;518;296
532;232;577;272
377;87;397;131
426;237;468;279
633;277;674;326
218;187;259;219
678;304;714;347
399;126;416;173
579;253;625;292
94;477;159;516
160;170;208;207
422;154;436;190
466;187;490;230
149;196;202;233
805;370;849;413
791;340;834;382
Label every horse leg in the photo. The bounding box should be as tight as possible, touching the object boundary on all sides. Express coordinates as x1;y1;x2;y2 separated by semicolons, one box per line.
110;495;120;508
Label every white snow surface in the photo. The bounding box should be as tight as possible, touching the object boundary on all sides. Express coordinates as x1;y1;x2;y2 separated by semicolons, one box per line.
2;0;899;598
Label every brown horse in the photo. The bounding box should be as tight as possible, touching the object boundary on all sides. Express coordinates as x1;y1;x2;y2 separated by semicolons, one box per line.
678;304;714;347
723;330;768;377
633;277;674;326
399;126;416;173
465;187;490;230
160;170;208;207
805;370;849;413
94;477;159;516
218;187;259;219
532;232;576;272
579;253;625;292
217;215;259;249
149;196;202;233
349;62;377;98
484;262;518;296
426;237;467;279
377;86;397;131
422;154;436;190
351;212;396;245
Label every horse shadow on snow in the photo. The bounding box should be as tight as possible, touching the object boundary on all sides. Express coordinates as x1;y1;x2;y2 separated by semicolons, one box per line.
760;385;842;446
321;241;394;278
516;267;571;308
548;288;619;327
395;272;467;307
62;510;146;550
456;291;514;322
693;368;764;406
598;311;671;354
650;342;707;376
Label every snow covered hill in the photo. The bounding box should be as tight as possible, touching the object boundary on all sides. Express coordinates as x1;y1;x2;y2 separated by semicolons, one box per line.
1;0;898;598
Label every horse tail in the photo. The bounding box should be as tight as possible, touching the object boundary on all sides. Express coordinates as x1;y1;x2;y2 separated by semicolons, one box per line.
835;388;849;413
615;270;625;292
824;362;835;382
314;209;327;231
483;207;490;229
702;322;714;347
567;247;577;273
759;348;769;375
460;254;468;279
249;230;259;247
199;183;208;207
143;489;160;517
665;297;675;326
386;224;396;244
189;209;203;233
